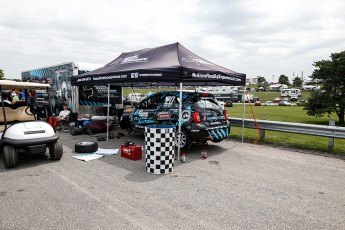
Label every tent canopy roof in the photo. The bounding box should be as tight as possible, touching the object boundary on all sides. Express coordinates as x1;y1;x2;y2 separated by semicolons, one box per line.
71;42;246;87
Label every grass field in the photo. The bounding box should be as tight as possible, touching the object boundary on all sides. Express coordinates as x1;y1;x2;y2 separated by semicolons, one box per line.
228;104;345;155
228;104;340;126
123;87;345;155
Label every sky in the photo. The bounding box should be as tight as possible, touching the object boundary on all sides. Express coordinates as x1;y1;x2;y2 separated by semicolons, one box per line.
1;0;344;83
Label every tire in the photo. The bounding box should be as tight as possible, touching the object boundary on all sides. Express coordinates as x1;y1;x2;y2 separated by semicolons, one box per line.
75;141;98;153
175;129;192;150
50;140;63;160
85;128;94;135
3;145;18;169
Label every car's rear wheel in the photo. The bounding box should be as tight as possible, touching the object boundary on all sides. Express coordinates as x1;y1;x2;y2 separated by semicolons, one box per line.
175;129;192;150
50;140;63;160
3;145;18;168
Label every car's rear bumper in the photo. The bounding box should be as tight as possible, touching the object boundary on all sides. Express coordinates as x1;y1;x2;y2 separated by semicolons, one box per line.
190;125;230;141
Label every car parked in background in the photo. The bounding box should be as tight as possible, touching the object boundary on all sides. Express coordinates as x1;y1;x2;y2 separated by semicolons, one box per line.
290;96;298;101
297;100;307;106
250;96;260;103
255;101;261;106
274;97;281;103
225;100;233;107
279;101;292;106
265;101;273;106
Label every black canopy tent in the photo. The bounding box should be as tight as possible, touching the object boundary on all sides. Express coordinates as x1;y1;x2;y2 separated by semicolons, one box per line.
72;42;246;86
71;42;246;158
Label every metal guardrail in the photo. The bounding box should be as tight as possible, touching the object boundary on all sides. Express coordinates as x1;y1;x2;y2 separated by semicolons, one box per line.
229;118;345;149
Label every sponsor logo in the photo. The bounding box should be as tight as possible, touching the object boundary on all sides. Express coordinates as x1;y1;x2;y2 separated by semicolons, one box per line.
190;130;200;132
206;116;223;121
181;110;191;122
122;55;148;64
131;73;139;78
77;77;92;82
157;111;171;120
93;75;127;81
139;73;162;77
139;112;149;117
181;57;213;65
192;73;242;82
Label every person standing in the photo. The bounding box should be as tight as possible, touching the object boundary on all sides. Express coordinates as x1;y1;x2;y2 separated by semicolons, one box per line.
28;89;36;104
18;89;25;100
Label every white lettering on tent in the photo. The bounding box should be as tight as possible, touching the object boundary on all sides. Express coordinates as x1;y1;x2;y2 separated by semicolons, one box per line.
93;75;127;81
77;77;92;82
139;73;162;77
131;73;139;78
192;73;241;81
181;57;214;66
122;55;148;64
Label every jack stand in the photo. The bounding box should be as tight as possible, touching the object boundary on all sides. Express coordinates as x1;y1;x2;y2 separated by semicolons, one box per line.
201;141;208;159
180;150;187;163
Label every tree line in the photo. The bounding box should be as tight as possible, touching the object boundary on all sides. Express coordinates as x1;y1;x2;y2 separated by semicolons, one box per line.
256;75;303;88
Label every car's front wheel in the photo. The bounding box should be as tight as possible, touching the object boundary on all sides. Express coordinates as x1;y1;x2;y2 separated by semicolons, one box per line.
3;145;18;168
50;140;63;160
175;129;192;150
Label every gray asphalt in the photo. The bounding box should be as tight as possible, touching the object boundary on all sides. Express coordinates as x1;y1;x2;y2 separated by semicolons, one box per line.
1;129;345;230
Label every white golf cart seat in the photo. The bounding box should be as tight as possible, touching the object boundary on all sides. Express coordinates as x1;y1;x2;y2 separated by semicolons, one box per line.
0;106;35;132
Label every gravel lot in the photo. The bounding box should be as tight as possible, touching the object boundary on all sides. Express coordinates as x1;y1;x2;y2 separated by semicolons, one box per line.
1;130;345;230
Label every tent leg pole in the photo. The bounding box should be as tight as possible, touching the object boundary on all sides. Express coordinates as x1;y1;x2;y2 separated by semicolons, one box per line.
241;90;246;143
177;82;183;161
107;83;110;142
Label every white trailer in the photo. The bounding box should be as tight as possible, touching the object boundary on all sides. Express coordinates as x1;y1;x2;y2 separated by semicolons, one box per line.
281;88;301;97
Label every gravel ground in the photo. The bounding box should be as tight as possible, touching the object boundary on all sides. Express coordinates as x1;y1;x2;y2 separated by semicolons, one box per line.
0;129;345;230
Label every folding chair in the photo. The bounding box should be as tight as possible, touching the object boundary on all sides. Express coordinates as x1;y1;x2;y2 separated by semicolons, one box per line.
56;113;78;132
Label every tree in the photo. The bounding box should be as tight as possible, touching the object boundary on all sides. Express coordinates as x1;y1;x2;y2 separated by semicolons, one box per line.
256;76;268;87
278;74;290;85
0;69;5;80
304;51;345;124
292;77;303;88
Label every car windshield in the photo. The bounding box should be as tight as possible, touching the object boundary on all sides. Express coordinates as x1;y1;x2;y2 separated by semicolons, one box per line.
193;97;222;110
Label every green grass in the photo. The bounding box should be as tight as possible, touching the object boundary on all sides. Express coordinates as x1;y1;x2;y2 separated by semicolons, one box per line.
228;104;340;126
123;87;345;155
228;104;345;156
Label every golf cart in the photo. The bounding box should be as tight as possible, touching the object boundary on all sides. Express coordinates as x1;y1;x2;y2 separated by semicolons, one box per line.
0;80;63;169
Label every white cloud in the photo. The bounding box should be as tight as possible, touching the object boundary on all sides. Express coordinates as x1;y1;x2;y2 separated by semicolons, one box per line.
0;0;344;82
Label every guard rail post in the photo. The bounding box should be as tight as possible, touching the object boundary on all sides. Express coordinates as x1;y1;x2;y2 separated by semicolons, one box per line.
260;129;265;140
328;120;335;150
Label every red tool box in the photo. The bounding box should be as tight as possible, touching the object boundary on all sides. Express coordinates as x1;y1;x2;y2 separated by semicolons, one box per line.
121;141;142;161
